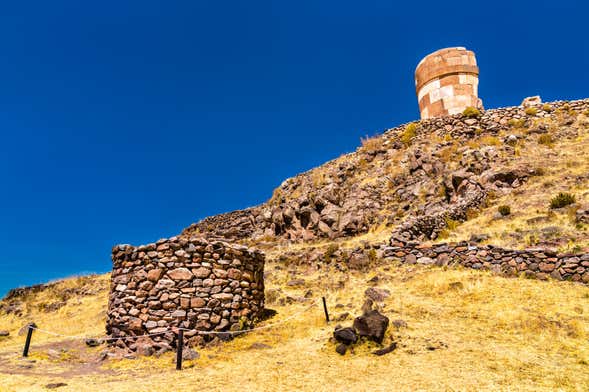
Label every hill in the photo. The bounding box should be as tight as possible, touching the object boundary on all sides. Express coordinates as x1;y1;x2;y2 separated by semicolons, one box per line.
1;98;589;391
184;99;589;253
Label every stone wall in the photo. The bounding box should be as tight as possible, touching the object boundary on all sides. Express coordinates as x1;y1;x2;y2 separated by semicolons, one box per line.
415;47;482;119
382;241;589;283
106;236;265;351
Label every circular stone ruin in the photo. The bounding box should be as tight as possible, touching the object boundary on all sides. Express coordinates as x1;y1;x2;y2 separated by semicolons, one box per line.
106;235;265;351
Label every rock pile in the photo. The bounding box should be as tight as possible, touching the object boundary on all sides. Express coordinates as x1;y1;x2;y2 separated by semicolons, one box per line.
106;236;265;352
332;300;391;356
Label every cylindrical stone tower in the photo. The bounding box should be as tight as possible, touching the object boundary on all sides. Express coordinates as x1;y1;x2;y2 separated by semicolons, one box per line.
415;47;482;119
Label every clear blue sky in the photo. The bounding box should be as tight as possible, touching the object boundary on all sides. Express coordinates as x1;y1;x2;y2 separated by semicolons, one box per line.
0;0;587;296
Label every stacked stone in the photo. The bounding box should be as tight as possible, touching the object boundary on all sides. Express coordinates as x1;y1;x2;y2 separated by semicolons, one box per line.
181;98;589;244
415;47;482;119
106;236;265;351
382;241;589;283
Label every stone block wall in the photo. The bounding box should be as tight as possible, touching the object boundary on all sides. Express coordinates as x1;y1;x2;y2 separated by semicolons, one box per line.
382;242;589;283
415;47;482;119
106;236;265;350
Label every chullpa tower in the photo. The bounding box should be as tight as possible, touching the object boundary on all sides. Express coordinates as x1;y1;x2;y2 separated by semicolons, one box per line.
414;47;483;119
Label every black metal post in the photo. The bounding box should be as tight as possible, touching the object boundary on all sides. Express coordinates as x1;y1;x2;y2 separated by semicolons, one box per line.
22;324;34;357
322;297;330;323
176;329;184;370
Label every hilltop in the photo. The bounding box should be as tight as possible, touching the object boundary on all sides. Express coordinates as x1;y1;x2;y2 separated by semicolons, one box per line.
185;98;589;253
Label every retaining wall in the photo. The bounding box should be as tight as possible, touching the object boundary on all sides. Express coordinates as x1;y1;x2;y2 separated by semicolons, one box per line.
383;242;589;283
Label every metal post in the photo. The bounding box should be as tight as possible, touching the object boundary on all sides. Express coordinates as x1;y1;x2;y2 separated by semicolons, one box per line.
22;324;35;357
322;297;330;323
176;329;184;370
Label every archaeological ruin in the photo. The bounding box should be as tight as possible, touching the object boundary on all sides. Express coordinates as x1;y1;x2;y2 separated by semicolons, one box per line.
106;236;265;351
415;47;483;119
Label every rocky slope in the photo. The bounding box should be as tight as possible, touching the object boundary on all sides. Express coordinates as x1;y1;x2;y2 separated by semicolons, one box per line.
182;98;589;252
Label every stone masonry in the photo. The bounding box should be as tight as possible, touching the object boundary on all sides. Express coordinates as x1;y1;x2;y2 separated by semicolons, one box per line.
106;236;265;351
415;47;483;119
382;241;589;283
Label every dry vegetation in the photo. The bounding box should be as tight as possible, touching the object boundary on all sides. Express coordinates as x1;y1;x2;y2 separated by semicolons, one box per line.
2;107;589;391
439;120;589;251
2;261;589;391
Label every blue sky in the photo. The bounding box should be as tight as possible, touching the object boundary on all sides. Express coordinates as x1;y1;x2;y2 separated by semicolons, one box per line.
0;0;587;296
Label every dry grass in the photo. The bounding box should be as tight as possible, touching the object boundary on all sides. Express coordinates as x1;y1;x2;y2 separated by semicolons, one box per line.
440;123;589;250
1;263;589;391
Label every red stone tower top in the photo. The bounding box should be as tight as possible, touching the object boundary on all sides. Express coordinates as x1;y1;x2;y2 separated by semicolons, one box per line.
415;47;483;119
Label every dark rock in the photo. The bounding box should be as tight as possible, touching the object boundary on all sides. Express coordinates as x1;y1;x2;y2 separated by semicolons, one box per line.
364;287;390;302
373;342;397;356
45;383;68;389
353;310;389;344
335;312;349;322
85;338;101;347
335;343;348;355
333;327;357;345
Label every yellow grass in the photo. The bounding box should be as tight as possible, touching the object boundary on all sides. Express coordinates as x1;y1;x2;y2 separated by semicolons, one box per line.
440;124;589;250
2;262;589;391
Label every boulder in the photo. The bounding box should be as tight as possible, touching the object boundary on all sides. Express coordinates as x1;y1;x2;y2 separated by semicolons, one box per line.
0;330;9;337
136;342;155;357
333;327;358;345
353;310;389;344
521;95;542;107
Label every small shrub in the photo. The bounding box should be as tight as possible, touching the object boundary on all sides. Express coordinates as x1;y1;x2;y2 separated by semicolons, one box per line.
462;106;481;118
498;205;511;216
367;248;378;264
360;135;382;152
400;123;417;145
525;107;538;116
550;192;576;209
508;118;526;128
324;243;339;263
542;104;553;112
538;134;554;146
445;217;459;231
443;134;452;142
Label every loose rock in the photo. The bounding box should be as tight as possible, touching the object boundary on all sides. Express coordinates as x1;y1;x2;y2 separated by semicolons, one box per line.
333;327;358;345
353;310;389;344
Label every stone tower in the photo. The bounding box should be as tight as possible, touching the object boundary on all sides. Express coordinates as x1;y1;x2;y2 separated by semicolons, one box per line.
415;47;482;119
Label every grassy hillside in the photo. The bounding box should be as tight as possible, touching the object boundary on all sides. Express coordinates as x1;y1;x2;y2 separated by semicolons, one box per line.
1;262;589;391
2;100;589;391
